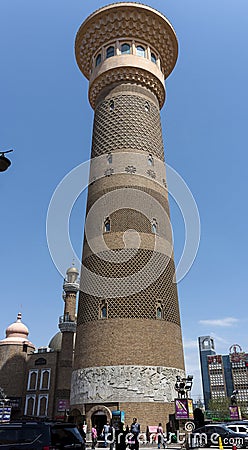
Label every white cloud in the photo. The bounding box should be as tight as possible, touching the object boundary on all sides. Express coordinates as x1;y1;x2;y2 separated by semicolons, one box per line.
198;317;239;327
183;339;198;349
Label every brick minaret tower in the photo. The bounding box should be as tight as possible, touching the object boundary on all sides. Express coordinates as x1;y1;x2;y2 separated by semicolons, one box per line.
55;266;79;415
71;3;185;428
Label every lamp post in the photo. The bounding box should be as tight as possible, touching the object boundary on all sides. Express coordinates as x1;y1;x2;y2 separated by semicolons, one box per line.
174;375;194;448
0;149;13;172
175;375;194;399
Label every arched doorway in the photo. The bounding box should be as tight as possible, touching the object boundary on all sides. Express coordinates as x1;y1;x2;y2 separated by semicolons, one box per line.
86;405;112;436
92;411;107;436
70;408;84;426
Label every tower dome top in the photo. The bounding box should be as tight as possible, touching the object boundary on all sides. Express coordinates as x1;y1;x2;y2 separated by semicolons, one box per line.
75;2;178;81
66;266;79;275
6;312;29;338
0;313;35;349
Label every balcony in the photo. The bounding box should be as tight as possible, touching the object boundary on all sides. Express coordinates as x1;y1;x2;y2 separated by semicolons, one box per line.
58;315;76;333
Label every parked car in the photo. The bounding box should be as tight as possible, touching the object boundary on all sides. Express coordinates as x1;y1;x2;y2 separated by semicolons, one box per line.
0;420;85;449
225;423;248;435
191;423;248;448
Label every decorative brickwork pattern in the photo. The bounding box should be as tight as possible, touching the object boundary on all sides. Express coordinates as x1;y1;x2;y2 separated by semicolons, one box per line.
89;69;165;109
91;94;164;160
78;251;180;325
75;3;178;79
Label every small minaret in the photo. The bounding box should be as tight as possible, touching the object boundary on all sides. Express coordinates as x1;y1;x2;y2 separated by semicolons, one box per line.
55;266;79;415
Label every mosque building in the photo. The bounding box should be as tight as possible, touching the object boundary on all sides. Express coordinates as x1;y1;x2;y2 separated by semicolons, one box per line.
0;266;79;420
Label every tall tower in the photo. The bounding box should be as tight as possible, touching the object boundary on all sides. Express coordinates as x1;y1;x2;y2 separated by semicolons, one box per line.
55;266;79;414
198;336;216;408
71;3;185;428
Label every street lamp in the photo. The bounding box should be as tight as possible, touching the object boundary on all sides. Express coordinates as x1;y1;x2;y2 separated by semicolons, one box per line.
231;390;238;405
175;375;194;398
0;149;13;172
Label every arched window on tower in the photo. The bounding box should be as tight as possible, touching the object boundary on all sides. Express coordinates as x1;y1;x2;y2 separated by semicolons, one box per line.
121;43;131;54
106;46;115;58
148;154;153;165
95;53;102;66
104;217;110;232
100;300;108;319
151;219;158;234
145;101;150;113
136;45;145;57
151;52;157;64
156;306;162;319
109;100;115;111
107;153;113;163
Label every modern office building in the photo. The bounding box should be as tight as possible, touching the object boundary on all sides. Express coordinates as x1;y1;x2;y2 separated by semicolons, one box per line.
70;2;185;430
198;336;216;409
199;337;248;413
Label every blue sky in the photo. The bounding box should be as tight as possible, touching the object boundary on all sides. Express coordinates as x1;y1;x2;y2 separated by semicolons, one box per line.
1;0;248;402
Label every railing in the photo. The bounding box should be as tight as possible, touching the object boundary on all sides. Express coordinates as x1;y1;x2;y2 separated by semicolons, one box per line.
59;315;76;324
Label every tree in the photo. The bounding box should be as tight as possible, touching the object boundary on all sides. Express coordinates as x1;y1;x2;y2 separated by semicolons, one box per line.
207;397;231;421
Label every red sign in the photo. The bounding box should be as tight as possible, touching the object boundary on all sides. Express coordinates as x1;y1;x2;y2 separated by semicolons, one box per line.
57;399;70;412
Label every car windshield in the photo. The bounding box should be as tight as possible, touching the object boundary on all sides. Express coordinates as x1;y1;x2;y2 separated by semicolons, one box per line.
51;426;84;445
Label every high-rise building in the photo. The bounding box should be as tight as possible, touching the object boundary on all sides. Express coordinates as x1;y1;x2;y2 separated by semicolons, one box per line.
199;337;248;413
198;336;216;408
71;3;185;429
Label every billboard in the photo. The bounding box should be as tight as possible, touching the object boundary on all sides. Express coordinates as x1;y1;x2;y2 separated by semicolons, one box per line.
229;406;241;420
175;399;194;420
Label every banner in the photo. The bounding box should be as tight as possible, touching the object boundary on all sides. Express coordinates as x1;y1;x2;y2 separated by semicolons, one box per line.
175;398;194;420
0;407;11;423
229;406;241;420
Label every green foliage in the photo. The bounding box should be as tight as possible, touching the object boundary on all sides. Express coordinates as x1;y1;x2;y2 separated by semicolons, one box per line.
207;397;231;421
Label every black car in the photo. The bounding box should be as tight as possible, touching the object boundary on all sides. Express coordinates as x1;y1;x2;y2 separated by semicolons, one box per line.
191;423;248;448
0;420;85;449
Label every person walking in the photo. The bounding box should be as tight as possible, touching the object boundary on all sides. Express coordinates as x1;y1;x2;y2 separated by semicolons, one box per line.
157;423;166;449
130;418;140;450
102;422;111;448
92;424;98;449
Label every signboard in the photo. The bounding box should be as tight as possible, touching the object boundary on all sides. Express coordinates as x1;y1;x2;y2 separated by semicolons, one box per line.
120;411;125;423
175;399;194;420
0;407;11;423
57;399;70;412
8;397;22;410
187;399;194;420
112;410;125;430
229;406;241;420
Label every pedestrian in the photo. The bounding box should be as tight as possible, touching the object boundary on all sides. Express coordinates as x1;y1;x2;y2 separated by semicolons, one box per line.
78;423;87;440
92;424;98;449
157;423;166;449
108;422;115;450
130;418;140;450
103;422;111;448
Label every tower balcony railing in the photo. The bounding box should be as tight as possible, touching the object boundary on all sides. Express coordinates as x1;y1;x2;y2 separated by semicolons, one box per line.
58;315;77;333
59;315;76;324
